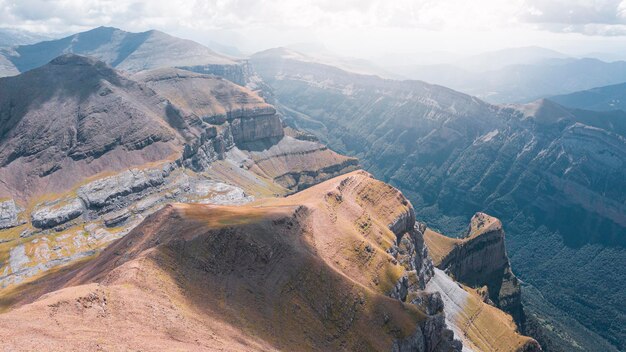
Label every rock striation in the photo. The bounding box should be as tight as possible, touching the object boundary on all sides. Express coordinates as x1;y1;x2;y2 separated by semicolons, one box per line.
77;169;166;209
31;198;85;229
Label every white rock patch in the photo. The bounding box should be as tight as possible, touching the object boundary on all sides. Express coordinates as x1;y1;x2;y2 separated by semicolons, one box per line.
426;268;475;352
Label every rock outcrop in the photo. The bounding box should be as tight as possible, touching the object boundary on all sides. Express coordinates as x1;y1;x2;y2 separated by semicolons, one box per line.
0;199;21;229
31;198;85;229
388;222;462;352
425;213;524;326
77;169;166;209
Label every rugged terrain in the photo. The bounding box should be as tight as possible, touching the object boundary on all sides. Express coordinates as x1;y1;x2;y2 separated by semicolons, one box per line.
0;54;356;290
250;48;626;351
0;171;538;351
0;26;247;84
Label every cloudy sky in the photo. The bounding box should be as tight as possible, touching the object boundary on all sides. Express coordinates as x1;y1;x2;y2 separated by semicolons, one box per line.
3;0;626;59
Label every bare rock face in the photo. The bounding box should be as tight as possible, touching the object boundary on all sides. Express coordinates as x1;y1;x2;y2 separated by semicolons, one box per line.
31;198;85;229
229;112;284;144
387;213;461;351
0;199;22;229
0;199;20;230
135;68;285;147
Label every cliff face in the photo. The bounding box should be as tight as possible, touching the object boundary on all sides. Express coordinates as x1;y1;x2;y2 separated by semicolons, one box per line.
425;213;524;326
135;68;356;188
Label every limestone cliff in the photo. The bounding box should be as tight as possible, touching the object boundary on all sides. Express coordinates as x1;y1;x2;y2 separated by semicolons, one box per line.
425;213;525;327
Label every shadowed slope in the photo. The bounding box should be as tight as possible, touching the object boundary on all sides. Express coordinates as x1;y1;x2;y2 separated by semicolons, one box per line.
0;54;181;201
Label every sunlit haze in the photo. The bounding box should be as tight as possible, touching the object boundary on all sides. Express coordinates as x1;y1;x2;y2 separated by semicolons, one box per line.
4;0;626;62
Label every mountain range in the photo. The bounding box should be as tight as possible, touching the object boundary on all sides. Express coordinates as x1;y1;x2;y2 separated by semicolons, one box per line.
551;80;626;112
392;49;626;103
0;26;624;352
0;50;538;351
0;28;52;47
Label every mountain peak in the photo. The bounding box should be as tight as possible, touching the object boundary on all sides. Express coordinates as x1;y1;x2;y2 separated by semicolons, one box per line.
49;53;101;66
517;98;575;124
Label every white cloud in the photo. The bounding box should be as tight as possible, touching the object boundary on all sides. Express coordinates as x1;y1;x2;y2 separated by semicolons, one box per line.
2;0;626;35
3;0;626;57
521;0;626;35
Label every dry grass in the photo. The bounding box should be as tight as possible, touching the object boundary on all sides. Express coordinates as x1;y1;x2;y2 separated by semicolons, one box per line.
456;283;536;352
423;228;461;266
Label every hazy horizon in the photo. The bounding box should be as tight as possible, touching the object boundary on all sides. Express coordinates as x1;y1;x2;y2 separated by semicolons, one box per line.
4;0;626;64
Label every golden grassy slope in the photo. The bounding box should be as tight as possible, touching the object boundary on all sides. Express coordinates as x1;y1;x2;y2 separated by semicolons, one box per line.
458;281;538;351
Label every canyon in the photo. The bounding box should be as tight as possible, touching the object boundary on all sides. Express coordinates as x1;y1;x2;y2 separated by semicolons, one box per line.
250;48;625;351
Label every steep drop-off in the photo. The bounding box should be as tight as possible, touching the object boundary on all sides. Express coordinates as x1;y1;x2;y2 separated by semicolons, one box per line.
425;213;523;326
